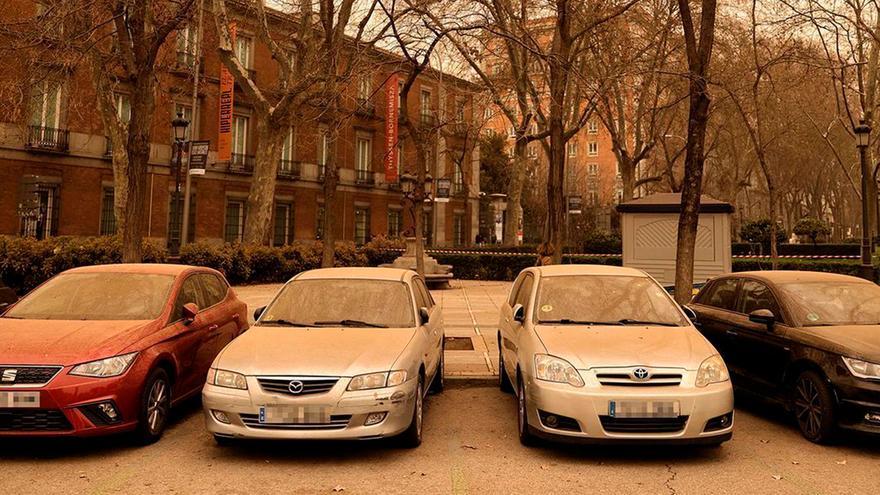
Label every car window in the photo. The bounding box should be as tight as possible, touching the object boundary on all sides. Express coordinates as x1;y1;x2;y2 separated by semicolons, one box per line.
515;275;534;308
412;281;428;310
414;278;433;309
198;274;227;308
701;278;739;312
508;276;525;307
739;280;782;319
170;276;206;323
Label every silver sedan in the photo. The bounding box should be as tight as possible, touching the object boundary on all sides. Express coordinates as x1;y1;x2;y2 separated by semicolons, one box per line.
498;265;734;446
202;268;444;447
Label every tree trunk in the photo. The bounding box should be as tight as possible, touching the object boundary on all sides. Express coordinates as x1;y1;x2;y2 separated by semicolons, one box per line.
767;181;779;270
503;138;527;246
620;155;636;203
321;128;340;268
546;115;566;264
122;75;156;263
244;116;284;245
414;198;426;277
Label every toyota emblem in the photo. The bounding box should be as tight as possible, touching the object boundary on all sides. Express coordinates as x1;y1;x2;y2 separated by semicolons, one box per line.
288;380;304;394
632;368;650;380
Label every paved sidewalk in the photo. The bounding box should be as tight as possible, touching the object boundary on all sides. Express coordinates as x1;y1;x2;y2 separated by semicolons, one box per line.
233;280;510;380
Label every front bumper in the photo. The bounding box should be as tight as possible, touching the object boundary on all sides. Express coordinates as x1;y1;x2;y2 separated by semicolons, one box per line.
832;373;880;434
524;372;734;444
203;376;418;441
0;368;143;437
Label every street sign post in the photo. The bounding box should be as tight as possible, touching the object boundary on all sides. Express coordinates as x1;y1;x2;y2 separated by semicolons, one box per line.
188;140;210;176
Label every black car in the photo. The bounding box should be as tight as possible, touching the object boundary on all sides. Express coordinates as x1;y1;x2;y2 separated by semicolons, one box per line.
688;270;880;443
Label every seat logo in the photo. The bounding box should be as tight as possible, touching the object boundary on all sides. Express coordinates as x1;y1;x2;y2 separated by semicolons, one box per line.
1;369;17;383
632;368;649;380
288;380;304;394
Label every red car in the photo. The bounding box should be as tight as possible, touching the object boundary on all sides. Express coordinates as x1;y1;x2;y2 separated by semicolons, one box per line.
0;264;248;443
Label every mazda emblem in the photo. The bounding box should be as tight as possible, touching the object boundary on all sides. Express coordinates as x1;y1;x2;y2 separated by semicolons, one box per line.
288;380;304;394
1;369;17;383
632;368;650;380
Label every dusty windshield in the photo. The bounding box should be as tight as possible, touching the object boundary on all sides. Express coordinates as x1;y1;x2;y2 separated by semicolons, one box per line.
535;275;687;326
4;272;175;321
261;279;415;328
779;281;880;327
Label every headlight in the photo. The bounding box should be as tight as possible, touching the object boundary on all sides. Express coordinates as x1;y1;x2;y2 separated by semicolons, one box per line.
842;357;880;380
210;369;248;390
70;352;137;378
347;370;408;391
696;354;729;387
534;354;584;387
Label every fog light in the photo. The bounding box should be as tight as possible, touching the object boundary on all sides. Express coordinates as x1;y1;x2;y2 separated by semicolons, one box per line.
865;412;880;424
212;410;231;424
98;402;118;421
364;412;387;426
544;414;559;428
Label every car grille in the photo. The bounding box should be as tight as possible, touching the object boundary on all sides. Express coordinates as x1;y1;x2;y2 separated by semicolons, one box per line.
0;409;73;431
0;366;63;386
239;413;351;430
595;371;683;387
256;377;340;396
599;415;689;434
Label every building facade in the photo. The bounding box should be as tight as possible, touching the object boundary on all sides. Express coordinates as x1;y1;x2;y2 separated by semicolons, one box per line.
0;1;481;248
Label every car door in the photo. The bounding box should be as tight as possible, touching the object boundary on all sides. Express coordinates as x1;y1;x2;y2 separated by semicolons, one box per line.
192;274;238;379
499;274;526;383
691;277;742;362
413;277;442;381
508;273;535;377
167;274;212;398
729;278;793;396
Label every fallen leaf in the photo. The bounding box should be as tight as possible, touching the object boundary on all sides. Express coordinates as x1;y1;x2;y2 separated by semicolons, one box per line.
540;465;549;470
760;439;770;444
332;486;345;492
461;444;478;450
772;475;783;481
791;461;800;465
836;460;847;465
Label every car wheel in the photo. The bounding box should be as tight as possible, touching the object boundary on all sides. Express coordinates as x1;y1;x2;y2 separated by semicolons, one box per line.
517;378;536;446
498;341;513;393
399;376;424;448
792;370;836;444
135;368;172;445
429;344;445;394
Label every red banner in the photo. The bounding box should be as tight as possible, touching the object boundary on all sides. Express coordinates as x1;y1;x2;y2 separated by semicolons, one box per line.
217;23;236;162
384;73;399;183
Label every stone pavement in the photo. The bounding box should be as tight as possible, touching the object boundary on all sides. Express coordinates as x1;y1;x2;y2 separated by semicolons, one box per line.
232;280;511;380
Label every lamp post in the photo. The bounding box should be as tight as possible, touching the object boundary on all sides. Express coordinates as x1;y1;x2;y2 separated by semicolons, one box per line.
170;112;190;256
856;119;873;281
399;172;433;276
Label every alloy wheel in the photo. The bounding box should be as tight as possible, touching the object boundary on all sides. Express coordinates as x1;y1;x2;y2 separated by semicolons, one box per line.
415;381;424;439
146;378;169;435
793;376;823;439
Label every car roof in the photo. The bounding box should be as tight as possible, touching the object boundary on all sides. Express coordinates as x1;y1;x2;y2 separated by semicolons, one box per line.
720;270;870;285
64;263;196;276
293;267;413;282
531;264;649;278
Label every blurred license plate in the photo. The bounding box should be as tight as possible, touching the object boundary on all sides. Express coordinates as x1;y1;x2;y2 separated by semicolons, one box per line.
609;400;679;418
0;391;40;408
259;405;329;424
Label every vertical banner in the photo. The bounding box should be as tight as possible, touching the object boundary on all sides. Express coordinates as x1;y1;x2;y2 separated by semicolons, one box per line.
384;73;399;183
217;23;236;162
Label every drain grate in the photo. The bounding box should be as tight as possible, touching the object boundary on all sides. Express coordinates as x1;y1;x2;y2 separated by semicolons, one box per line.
444;336;475;351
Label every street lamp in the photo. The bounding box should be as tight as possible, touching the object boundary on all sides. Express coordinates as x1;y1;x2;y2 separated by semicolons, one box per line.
170;112;189;256
398;172;433;238
856;119;873;281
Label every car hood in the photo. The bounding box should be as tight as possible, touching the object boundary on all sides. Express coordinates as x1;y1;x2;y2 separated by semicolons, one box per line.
0;318;154;365
535;324;717;371
789;325;880;363
214;326;416;376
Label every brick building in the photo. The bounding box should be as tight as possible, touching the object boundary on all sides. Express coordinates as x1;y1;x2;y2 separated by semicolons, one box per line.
0;1;481;248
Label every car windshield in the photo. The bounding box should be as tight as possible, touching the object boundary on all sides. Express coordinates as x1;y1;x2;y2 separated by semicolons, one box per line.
778;281;880;327
4;272;175;321
535;275;687;326
260;279;415;328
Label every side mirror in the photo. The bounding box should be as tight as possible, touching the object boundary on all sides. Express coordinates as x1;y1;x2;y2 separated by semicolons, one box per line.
512;303;525;323
253;306;266;321
749;309;776;329
681;305;697;322
182;303;199;325
419;307;430;325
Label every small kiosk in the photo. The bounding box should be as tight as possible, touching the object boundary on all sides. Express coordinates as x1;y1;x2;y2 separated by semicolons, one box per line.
616;193;734;286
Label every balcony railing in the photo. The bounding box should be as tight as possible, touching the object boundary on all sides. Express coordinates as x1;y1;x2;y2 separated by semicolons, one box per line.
227;153;256;174
355;169;374;186
277;159;301;180
355;98;376;117
25;125;69;153
453;181;465;196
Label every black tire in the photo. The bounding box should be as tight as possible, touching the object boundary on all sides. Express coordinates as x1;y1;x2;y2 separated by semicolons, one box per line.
429;343;445;394
498;341;513;393
398;376;424;448
213;435;235;447
792;370;837;444
134;368;172;445
517;377;536;447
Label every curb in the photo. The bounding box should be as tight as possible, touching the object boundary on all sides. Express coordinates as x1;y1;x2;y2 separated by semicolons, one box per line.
445;375;497;388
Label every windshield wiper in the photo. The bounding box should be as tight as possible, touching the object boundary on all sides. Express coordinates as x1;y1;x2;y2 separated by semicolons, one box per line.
539;319;624;325
258;319;313;327
313;319;389;328
616;319;681;327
